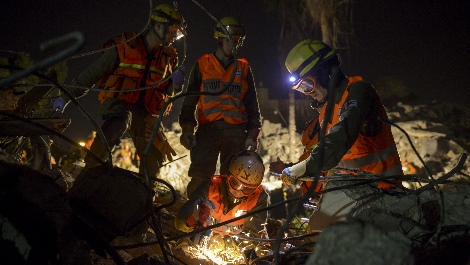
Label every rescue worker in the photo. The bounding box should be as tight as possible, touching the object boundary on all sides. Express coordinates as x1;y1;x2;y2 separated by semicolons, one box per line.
52;4;186;181
281;40;403;231
178;16;262;197
115;140;134;170
84;131;96;150
281;39;403;188
174;150;268;237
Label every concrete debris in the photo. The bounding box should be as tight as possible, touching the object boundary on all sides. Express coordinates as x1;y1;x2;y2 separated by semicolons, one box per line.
1;97;470;264
67;165;152;240
305;220;414;265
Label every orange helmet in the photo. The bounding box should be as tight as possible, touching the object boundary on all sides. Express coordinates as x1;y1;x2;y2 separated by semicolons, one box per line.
301;117;320;149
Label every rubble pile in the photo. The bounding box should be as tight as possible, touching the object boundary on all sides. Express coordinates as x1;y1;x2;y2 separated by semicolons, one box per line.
386;101;470;178
124;101;470;196
1;98;470;264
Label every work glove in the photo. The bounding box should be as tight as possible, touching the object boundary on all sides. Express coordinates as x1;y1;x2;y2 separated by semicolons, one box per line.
208;233;239;257
180;124;196;150
208;232;225;253
245;128;260;151
155;131;176;162
175;229;211;250
144;115;176;162
281;159;307;186
171;65;186;94
269;157;286;174
221;234;238;255
186;198;215;230
52;97;68;112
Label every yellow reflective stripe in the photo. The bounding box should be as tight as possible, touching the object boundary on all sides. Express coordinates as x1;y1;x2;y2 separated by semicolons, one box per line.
150;67;166;75
119;63;144;70
118;63;165;75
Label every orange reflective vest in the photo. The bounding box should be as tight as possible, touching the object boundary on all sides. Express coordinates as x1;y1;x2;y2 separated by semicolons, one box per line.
319;76;403;189
208;175;263;235
299;117;324;194
197;54;250;125
98;32;177;115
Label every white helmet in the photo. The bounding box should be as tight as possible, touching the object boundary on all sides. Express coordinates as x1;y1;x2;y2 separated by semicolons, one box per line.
228;150;265;186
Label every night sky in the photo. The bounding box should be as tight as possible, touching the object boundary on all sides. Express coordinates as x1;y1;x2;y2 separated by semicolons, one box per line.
1;0;469;142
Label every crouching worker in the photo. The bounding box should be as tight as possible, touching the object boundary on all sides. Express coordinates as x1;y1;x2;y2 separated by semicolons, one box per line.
174;150;268;239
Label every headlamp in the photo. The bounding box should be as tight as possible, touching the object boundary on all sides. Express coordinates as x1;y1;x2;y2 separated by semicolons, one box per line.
289;75;297;83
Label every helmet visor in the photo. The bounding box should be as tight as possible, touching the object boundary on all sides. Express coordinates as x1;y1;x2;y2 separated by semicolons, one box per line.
292;76;316;94
216;25;246;38
228;175;258;195
225;25;245;37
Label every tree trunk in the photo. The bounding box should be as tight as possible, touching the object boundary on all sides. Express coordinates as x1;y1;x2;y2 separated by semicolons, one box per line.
320;11;332;45
288;90;296;162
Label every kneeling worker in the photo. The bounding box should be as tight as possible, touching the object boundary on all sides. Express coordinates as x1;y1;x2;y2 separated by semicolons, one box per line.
174;150;268;237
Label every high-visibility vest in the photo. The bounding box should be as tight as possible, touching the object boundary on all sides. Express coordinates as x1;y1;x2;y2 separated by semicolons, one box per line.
208;175;263;235
299;117;323;194
98;32;177;115
319;76;403;189
197;54;250;125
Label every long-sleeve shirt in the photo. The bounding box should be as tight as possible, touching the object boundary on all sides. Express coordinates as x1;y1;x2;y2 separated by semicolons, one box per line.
175;178;268;237
178;55;261;132
306;78;387;175
63;48;119;101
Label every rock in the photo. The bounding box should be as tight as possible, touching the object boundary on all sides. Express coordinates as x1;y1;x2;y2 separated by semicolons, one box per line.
0;160;76;264
305;220;413;265
67;165;152;240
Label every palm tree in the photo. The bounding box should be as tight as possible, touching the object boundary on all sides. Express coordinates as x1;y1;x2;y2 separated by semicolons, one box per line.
263;0;353;162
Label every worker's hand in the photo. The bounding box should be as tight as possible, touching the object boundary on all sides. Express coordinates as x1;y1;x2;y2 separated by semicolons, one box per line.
281;168;296;187
180;132;196;150
269;157;285;174
180;125;196;150
186;198;215;230
245;128;260;151
244;137;256;151
208;232;225;253
281;159;307;186
159;138;177;162
172;65;186;92
264;218;283;239
52;97;68;112
222;234;238;252
144;116;176;162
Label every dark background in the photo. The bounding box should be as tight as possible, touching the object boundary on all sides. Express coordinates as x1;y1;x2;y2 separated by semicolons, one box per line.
1;0;469;142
